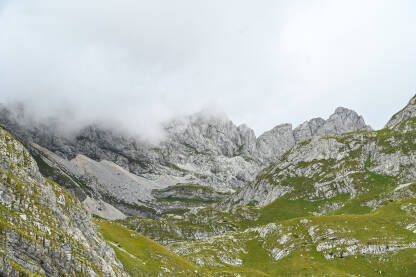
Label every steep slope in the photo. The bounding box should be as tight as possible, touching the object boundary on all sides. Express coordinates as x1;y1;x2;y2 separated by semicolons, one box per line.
94;219;201;277
0;105;371;218
0;127;128;276
386;94;416;131
232;127;416;209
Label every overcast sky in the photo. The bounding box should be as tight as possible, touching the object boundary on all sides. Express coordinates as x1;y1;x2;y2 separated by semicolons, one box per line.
0;0;415;137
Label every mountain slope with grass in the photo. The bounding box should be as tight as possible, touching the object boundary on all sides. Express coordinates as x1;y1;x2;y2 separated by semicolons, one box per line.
0;127;129;276
108;94;416;276
168;197;416;277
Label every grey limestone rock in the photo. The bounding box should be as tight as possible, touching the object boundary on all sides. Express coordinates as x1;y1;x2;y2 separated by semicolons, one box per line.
256;123;295;163
293;107;371;143
386;94;416;130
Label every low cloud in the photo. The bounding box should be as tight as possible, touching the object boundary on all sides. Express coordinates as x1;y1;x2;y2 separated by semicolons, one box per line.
0;0;415;138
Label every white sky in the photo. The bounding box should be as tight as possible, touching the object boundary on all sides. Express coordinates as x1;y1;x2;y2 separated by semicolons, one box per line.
0;0;415;137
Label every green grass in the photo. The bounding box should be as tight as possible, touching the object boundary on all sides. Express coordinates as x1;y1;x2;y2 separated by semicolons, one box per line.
171;198;416;277
264;249;351;277
251;194;350;227
94;219;202;276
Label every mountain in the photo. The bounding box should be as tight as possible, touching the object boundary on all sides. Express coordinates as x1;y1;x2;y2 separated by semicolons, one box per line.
0;105;371;219
161;95;416;276
117;95;416;276
0;127;128;276
0;95;415;276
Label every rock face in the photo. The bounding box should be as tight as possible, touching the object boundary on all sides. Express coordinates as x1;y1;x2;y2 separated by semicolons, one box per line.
386;94;416;130
293;107;372;142
256;123;296;163
232;128;416;207
0;128;128;276
0;105;371;218
231;97;415;208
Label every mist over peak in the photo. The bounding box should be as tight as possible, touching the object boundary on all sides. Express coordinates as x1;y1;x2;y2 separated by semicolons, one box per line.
1;0;415;138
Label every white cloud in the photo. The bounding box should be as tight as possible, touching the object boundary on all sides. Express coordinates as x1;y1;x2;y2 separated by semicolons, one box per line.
0;0;415;137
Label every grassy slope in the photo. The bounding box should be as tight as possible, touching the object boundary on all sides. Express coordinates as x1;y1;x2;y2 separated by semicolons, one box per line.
95;219;275;277
94;219;202;277
268;199;416;277
168;198;416;277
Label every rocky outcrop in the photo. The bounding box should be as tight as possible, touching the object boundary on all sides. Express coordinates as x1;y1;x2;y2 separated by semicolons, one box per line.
257;107;371;163
152;184;230;202
256;123;295;163
386;94;416;130
293;107;372;142
120;205;259;245
0;128;128;276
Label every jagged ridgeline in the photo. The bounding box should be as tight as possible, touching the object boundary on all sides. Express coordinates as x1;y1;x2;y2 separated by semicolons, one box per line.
0;94;415;276
0;103;372;219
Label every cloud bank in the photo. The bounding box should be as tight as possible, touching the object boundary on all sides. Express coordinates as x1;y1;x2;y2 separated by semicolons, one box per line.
0;0;415;138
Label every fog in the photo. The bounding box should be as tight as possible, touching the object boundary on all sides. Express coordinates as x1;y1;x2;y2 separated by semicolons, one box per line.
1;0;415;138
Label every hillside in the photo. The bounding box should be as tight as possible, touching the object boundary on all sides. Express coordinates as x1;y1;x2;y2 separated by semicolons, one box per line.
0;127;128;276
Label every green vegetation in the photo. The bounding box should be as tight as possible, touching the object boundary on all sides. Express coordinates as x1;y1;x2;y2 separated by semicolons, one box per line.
153;183;229;205
0;128;119;276
169;198;416;277
118;205;258;244
94;219;201;276
251;194;349;227
396;117;416;131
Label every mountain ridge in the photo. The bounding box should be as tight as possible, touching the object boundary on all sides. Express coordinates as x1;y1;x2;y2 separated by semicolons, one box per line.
0;104;371;218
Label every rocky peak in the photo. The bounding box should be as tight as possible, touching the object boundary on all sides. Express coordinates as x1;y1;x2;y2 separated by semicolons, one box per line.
293;107;371;143
237;124;257;156
256;124;295;162
164;112;257;157
293;117;326;142
385;94;416;129
322;106;371;134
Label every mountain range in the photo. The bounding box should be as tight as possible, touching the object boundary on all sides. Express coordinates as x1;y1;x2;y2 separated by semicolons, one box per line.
0;94;415;276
